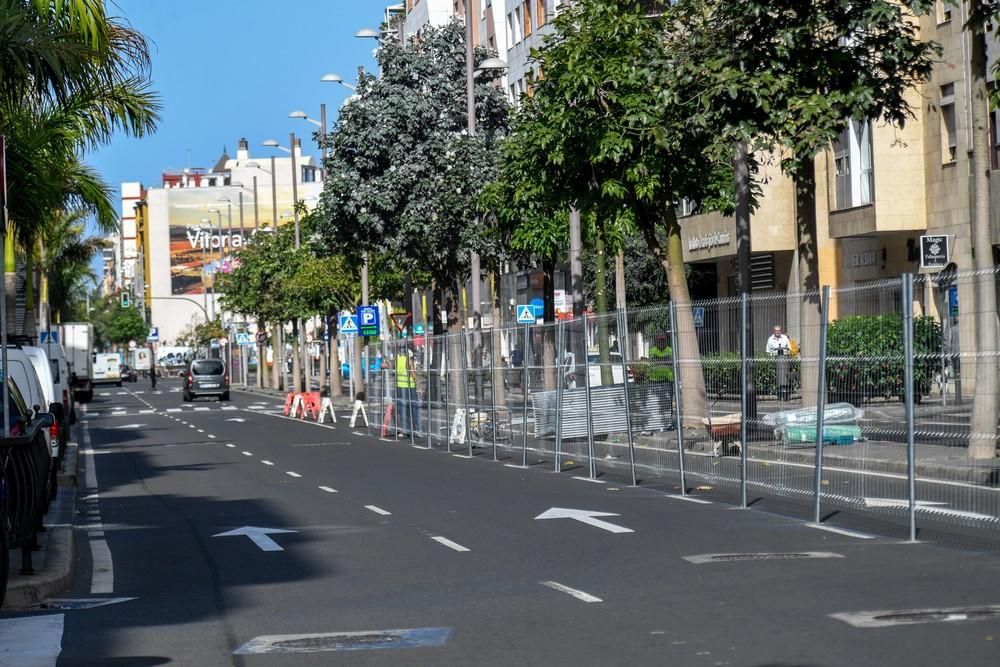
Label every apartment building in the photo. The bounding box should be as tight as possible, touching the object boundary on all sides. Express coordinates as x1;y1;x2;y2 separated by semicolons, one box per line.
116;138;323;344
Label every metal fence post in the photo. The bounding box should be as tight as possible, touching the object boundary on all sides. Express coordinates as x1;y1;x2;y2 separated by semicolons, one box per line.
522;323;529;467
445;335;452;453
581;314;597;479
813;286;831;524
669;301;687;496
426;334;433;448
739;292;749;508
554;320;565;472
903;273;917;541
618;310;637;486
461;330;472;456
489;329;498;460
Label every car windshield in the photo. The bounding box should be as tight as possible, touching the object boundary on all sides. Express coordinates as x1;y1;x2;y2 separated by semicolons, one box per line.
192;360;224;375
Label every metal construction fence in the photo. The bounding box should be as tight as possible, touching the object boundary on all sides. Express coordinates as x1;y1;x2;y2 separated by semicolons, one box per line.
359;266;1000;540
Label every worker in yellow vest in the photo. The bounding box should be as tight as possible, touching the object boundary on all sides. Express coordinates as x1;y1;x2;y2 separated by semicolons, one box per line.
649;334;675;428
395;343;421;436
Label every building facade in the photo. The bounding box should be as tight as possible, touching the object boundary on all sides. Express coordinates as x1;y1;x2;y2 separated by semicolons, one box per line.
117;137;323;344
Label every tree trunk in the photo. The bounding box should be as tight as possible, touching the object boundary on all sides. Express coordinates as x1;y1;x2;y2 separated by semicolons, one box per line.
445;283;465;422
794;157;822;407
23;251;36;340
490;272;506;410
271;323;282;392
968;5;998;459
595;234;612;385
329;313;343;399
5;233;15;337
541;259;557;390
635;205;707;425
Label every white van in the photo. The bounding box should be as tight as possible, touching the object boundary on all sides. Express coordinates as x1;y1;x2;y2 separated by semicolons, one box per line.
93;352;122;386
4;346;55;457
24;345;70;455
42;341;73;421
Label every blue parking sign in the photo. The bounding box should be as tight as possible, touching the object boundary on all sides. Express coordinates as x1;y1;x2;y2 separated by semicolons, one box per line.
357;305;380;337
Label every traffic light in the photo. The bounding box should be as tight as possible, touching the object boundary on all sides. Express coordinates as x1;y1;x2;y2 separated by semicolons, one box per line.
121;291;131;308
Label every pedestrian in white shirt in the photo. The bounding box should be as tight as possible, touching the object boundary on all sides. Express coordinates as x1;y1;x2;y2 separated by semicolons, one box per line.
766;326;791;356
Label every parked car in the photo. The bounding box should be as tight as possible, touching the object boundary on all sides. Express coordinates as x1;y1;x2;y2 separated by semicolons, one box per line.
40;340;73;424
4;345;61;499
120;364;137;383
183;359;230;401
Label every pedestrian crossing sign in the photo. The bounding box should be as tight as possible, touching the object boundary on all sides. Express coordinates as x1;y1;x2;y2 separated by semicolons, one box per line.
516;304;536;324
339;314;359;336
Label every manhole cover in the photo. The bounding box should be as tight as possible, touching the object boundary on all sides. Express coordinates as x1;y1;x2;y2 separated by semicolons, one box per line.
234;627;452;654
832;605;1000;628
684;551;844;564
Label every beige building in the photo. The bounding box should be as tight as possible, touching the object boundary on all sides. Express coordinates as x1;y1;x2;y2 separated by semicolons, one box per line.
680;8;995;362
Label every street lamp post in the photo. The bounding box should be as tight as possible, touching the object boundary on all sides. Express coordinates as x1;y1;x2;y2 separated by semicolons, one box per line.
199;217;211;320
208;208;223;322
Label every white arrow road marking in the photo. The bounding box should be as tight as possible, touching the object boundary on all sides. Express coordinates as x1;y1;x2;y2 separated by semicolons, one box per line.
112;423;146;429
534;508;634;534
226;418;247;423
213;526;297;552
0;614;64;666
540;581;603;603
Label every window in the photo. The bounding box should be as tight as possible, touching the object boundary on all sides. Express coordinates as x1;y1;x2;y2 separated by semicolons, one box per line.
514;7;523;42
524;1;532;37
536;0;546;27
832;118;874;209
936;0;952;24
507;12;516;45
941;83;957;163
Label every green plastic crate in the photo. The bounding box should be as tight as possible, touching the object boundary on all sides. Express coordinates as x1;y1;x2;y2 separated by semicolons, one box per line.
781;423;862;446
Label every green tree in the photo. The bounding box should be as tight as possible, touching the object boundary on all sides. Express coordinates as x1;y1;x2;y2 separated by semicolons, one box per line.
105;302;147;346
491;0;734;417
314;19;508;333
667;0;936;405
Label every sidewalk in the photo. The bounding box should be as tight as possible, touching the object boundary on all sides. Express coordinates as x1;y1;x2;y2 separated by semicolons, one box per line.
2;440;78;609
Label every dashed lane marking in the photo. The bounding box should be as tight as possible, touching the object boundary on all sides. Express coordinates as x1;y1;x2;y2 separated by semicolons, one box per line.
431;536;470;552
540;581;603;603
318;486;338;493
286;471;302;478
365;505;391;516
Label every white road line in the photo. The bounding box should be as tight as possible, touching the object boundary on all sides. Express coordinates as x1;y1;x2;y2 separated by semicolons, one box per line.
222;406;238;411
194;407;210;411
286;471;302;478
83;428;114;595
188;425;196;429
573;476;606;484
365;505;391;516
242;451;253;457
139;409;154;414
666;494;712;505
166;408;181;412
208;435;216;439
807;523;877;540
431;536;470;552
197;429;205;433
226;444;236;448
540;581;603;603
261;460;274;466
318;486;338;493
0;613;65;665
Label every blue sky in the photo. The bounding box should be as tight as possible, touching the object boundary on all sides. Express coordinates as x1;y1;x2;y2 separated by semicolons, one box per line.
88;0;385;272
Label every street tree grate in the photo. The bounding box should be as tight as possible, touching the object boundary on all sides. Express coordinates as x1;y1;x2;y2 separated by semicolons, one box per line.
832;605;1000;628
684;551;845;564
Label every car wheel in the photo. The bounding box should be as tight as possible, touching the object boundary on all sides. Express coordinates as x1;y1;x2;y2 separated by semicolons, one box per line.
221;392;230;401
117;381;122;387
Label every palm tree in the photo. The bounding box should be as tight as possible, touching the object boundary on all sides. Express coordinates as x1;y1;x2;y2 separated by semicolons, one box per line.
39;209;104;325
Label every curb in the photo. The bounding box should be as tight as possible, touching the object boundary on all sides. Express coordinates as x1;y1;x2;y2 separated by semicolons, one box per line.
1;525;74;609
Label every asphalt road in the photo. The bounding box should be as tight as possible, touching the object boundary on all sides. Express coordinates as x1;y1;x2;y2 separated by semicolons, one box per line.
4;377;1000;665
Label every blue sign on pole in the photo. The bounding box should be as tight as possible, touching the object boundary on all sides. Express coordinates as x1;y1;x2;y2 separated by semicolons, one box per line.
516;305;536;324
529;297;544;317
948;285;959;318
357;305;380;337
339;314;359;336
146;326;160;342
40;330;60;344
692;306;705;328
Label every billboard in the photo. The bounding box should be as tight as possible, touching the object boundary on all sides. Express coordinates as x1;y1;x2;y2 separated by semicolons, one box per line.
166;190;247;295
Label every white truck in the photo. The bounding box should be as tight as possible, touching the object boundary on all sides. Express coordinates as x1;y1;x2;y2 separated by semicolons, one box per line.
60;322;95;402
93;352;122;386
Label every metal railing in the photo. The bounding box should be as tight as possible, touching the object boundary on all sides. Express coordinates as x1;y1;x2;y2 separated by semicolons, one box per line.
1;420;54;606
354;267;1000;542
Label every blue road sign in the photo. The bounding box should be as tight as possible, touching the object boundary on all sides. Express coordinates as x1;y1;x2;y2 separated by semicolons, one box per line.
516;305;536;324
948;285;959;318
414;324;425;335
339;314;359;336
357;305;380;337
146;326;159;342
235;333;251;346
692;306;705;328
530;297;544;317
40;330;60;344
